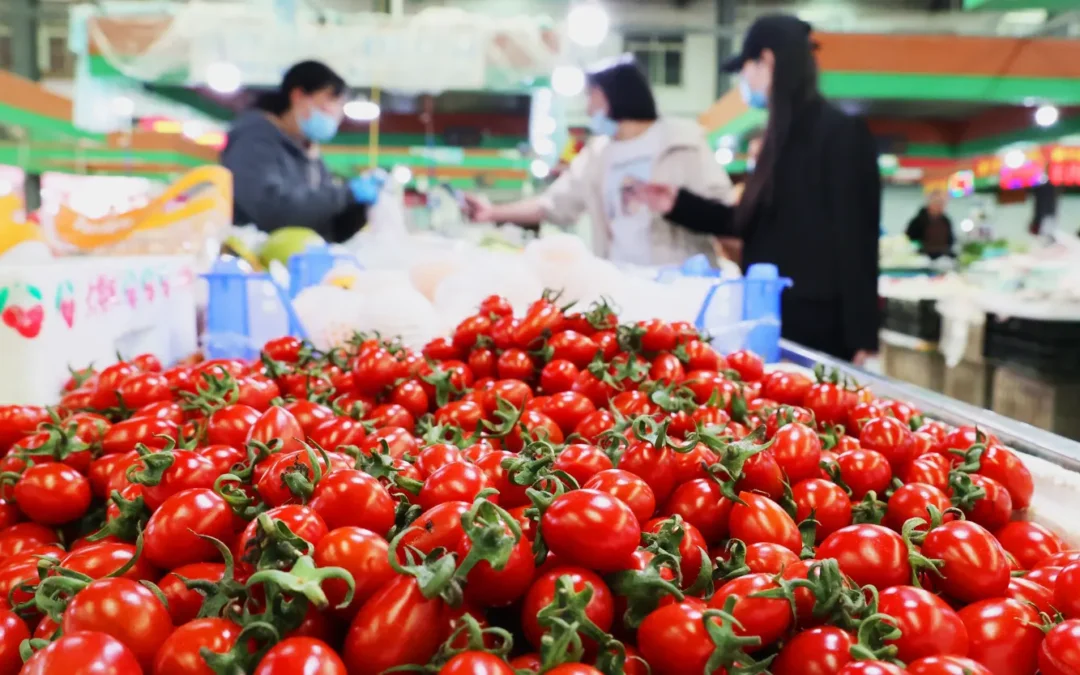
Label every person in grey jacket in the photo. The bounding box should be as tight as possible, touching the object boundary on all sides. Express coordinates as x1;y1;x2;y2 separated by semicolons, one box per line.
221;60;382;243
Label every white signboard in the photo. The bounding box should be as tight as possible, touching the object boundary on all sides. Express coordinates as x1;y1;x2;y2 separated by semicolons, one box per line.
188;22;489;92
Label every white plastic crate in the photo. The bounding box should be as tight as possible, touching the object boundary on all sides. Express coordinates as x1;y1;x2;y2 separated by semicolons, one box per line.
0;255;198;405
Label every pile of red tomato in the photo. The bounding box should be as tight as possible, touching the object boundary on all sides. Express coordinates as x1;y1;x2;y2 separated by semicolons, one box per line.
0;291;1077;675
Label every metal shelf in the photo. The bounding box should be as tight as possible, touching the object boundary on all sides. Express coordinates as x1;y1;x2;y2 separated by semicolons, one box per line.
780;339;1080;472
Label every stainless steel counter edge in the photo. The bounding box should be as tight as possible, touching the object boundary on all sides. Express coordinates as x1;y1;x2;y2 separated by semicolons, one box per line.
779;340;1080;472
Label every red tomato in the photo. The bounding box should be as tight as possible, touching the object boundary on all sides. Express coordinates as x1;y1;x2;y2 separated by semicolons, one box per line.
344;574;454;675
837;663;906;675
352;348;406;397
1040;619;1080;675
583;469;656;525
59;541;157;581
885;482;952;533
835;449;893;500
144;488;238;570
709;573;793;649
158;563;225;625
540;360;581;394
457;525;536;609
541;391;597;435
771;422;823;484
14;462;92;525
62;577;173;668
541;489;640;572
1006;576;1057;615
255;637;346;675
548;330;600;368
205;405;260;448
818;524;911;589
995;521;1065;570
663;478;733;544
100;416;177;455
397;501;470;557
762;370;813;406
21;631;143;674
681;339;725;372
922;520;1010;603
727;349;765;382
153;618;240;675
419;462;491;511
972;445;1033;509
439;652;515;675
729;491;801;554
770;626;856;674
1056;562;1080;620
617;440;677;506
553;444;614;487
959;598;1041;675
878;585;968;662
804;382;856;428
309;469;395;535
963;474;1013;531
521;567;613;651
903;452;951;493
636;599;718;675
0;607;27;675
0;522;59;558
908;657;993;675
791;478;852;542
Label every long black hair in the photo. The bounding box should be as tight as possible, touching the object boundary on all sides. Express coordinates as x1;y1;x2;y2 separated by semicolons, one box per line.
735;26;821;231
586;55;659;122
254;60;347;116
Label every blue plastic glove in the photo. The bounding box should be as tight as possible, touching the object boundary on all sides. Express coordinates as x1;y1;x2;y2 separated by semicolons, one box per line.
348;170;387;205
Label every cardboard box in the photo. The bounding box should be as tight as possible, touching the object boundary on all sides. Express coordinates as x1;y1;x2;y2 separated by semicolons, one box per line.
944;360;993;408
991;366;1080;441
882;341;945;393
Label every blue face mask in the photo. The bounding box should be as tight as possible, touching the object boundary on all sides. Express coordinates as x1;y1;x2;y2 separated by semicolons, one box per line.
299;107;340;143
746;158;756;173
739;78;768;110
589;111;619;137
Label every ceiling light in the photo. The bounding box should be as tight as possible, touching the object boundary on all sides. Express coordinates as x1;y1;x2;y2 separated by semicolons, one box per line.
1035;105;1059;128
531;159;551;179
551;65;585;97
206;62;242;94
567;2;609;47
344;100;381;122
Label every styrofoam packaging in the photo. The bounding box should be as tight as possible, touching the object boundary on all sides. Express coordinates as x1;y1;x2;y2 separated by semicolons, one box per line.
0;255;198;405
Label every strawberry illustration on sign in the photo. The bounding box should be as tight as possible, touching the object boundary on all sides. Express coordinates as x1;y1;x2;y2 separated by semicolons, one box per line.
1;284;45;339
56;280;76;328
122;270;138;309
141;268;157;303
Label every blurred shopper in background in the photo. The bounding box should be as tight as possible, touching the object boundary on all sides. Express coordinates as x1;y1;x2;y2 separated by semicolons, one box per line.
906;190;955;258
634;14;882;363
464;55;733;266
730;127;765;205
222;60;383;242
716;127;765;262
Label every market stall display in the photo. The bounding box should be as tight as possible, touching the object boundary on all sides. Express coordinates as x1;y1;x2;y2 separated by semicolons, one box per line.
0;292;1077;674
876;232;1080;439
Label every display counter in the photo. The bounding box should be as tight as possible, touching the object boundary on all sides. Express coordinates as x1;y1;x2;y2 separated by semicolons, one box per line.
784;339;1080;545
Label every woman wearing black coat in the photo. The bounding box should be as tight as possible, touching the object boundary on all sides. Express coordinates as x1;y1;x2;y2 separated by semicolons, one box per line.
635;15;881;364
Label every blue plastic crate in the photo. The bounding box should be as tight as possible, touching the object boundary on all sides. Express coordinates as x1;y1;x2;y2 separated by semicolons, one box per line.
656;255;792;362
287;243;362;299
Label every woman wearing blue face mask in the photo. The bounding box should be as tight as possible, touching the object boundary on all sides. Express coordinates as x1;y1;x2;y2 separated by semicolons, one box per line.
222;60;383;242
463;55;733;266
634;15;882;365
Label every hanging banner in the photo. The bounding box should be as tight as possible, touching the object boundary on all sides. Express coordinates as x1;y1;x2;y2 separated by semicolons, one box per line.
85;7;562;93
